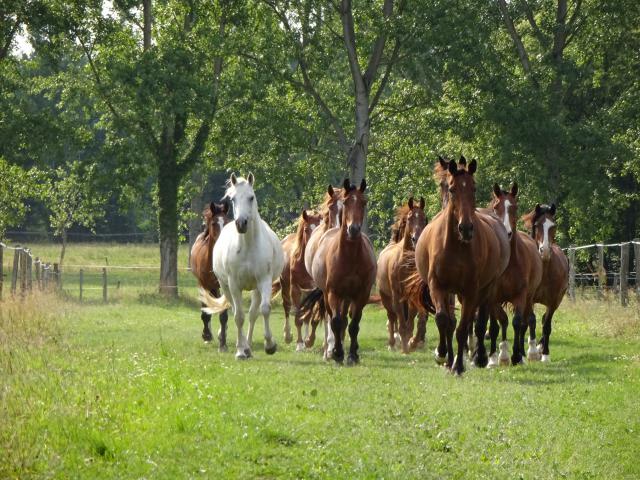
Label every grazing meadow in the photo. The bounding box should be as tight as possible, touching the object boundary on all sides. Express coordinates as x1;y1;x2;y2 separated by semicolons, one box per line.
1;243;639;479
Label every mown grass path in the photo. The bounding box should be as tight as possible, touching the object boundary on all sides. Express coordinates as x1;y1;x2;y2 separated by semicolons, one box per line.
2;292;639;479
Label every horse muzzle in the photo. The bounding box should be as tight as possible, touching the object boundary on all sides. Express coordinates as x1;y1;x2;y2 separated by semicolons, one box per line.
235;218;248;234
458;222;474;242
539;246;551;261
347;223;361;239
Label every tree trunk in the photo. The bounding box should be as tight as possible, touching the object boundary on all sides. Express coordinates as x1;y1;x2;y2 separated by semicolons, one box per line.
158;152;179;297
143;0;152;51
348;89;370;185
59;230;67;270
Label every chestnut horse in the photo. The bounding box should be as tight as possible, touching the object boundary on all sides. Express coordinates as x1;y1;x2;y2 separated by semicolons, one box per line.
522;204;569;362
280;209;323;350
301;179;376;364
377;197;428;353
482;183;543;367
409;157;510;374
189;201;230;350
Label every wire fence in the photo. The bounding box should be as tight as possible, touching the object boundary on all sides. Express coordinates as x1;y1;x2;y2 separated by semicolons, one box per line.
565;240;640;305
2;239;639;305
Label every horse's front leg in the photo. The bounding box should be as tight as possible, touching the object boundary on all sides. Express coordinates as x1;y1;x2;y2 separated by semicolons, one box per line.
454;295;478;375
290;281;305;352
228;283;250;360
472;303;489;368
347;300;365;365
281;267;293;344
258;280;277;355
328;291;345;363
409;308;427;351
429;285;450;367
247;290;261;356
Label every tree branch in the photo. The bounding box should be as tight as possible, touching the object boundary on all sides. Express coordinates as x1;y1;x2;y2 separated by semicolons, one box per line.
363;0;394;88
496;0;538;87
340;0;365;92
0;16;21;61
369;37;400;115
519;0;549;47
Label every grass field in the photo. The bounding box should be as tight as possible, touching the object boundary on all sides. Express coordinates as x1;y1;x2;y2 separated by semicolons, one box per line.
1;243;640;479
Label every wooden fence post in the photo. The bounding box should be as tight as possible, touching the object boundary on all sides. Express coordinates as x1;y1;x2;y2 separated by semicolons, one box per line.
102;267;107;303
20;249;27;296
44;264;49;290
597;244;605;299
53;263;60;291
79;269;84;302
568;247;576;301
26;251;32;292
11;246;20;295
634;239;640;299
0;243;3;300
34;258;40;291
620;243;629;306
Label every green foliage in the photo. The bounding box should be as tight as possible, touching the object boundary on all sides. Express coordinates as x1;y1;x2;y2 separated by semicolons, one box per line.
0;158;41;240
45;161;108;238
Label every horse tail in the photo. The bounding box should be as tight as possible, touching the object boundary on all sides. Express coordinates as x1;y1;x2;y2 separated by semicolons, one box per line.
299;288;325;321
200;287;231;315
402;251;436;315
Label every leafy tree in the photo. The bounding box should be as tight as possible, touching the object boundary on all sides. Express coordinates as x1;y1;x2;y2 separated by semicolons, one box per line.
0;158;41;240
45;161;108;267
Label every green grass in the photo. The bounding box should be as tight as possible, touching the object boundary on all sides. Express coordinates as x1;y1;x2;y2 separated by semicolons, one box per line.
1;243;640;479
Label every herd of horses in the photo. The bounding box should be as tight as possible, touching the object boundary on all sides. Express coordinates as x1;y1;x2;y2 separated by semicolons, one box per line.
192;157;569;375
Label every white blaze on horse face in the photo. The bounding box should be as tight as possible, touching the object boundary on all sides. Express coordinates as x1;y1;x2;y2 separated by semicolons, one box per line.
217;217;225;232
540;218;555;258
228;179;257;230
335;200;344;227
309;223;317;231
502;200;512;236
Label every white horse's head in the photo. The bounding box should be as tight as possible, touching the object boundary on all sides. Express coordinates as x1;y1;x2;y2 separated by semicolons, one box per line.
225;172;258;234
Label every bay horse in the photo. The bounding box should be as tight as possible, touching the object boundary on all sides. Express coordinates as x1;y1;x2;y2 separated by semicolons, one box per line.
522;203;569;362
189;201;230;350
279;209;323;351
483;183;543;367
200;173;285;359
408;157;510;375
377;197;428;353
301;179;376;364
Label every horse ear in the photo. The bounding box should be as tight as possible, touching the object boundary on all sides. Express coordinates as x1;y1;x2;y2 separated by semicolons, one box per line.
459;155;467;166
302;210;309;221
493;183;501;198
222;200;230;215
210;202;216;214
247;172;255;186
468;159;477;175
343;178;351;191
550;203;556;215
419;197;425;210
438;156;448;169
360;179;366;192
230;173;237;185
448;160;458;175
511;182;518;197
327;185;334;196
408;197;414;209
535;203;542;215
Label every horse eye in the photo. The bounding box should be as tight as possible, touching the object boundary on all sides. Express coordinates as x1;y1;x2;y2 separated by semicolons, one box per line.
249;196;254;202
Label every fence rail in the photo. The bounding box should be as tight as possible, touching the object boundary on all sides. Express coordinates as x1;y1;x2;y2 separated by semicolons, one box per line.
565;240;639;305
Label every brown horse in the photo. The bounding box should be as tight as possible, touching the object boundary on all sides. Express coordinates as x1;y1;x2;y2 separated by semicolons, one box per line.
522;203;569;362
280;209;323;350
409;157;510;375
190;201;230;350
301;179;376;364
482;183;543;367
377;197;428;353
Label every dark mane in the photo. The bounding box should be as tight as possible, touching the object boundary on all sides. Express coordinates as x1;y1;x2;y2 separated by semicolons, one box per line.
291;210;318;261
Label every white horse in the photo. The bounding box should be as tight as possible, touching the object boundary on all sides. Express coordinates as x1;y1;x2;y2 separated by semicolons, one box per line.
200;173;285;359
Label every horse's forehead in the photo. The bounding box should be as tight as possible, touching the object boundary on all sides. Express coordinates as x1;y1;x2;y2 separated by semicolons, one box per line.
229;182;254;198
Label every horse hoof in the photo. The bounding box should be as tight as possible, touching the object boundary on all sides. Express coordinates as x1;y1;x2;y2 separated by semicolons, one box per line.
235;351;248;360
434;348;447;365
244;348;253;358
347;354;359;366
265;343;277;355
415;340;426;350
295;342;305;352
487;354;499;368
394;333;402;345
304;337;315;348
388;344;396;352
541;354;550;363
284;332;293;344
218;344;228;353
333;350;345;364
473;353;488;369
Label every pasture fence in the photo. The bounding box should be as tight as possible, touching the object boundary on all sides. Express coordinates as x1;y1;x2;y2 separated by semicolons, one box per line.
0;242;61;300
565;240;639;305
